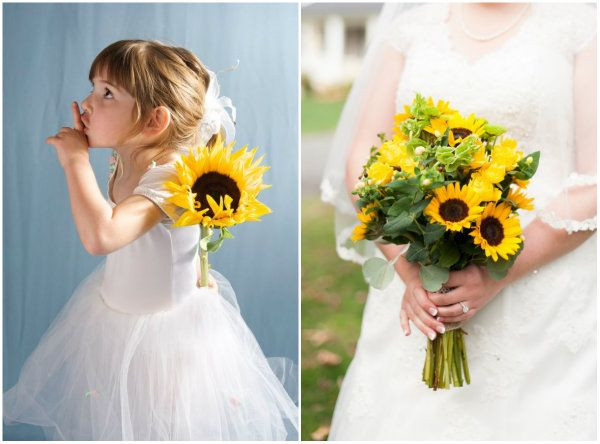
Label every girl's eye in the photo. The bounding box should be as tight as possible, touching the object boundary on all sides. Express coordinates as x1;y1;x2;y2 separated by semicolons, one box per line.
103;88;113;99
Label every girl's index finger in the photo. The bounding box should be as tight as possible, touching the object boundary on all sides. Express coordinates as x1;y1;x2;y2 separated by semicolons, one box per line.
72;101;84;131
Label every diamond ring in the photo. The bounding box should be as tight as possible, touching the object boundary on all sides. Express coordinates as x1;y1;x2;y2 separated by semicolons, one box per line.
459;301;469;313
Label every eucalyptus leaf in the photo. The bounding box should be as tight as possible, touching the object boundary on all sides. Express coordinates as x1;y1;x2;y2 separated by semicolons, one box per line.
362;257;395;290
486;257;511;280
419;264;450;292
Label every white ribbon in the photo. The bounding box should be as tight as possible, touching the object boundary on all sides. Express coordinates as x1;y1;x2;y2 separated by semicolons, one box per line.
195;70;236;147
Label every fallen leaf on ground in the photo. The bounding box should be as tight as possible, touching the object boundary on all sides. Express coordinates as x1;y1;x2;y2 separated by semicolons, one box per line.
304;328;336;347
311;424;331;441
316;350;342;366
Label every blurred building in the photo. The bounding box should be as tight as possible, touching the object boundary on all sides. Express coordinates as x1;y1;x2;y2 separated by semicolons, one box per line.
302;3;382;95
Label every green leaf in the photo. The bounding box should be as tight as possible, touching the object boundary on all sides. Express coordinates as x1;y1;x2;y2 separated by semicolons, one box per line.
486;257;512;280
383;212;413;235
199;233;212;250
486;243;523;280
438;240;460;268
419;264;449;292
387;197;412;217
206;227;234;252
405;241;429;262
483;124;506;136
423;223;445;245
362;257;395;290
513;151;540;180
410;197;430;214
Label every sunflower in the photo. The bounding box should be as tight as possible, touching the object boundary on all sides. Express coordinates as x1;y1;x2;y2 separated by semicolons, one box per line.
447;112;487;144
470;202;522;261
164;137;271;228
514;178;530;189
427;97;456;118
394;103;413;125
507;187;534;210
491;138;523;171
352;204;378;241
423;118;448;138
424;182;484;231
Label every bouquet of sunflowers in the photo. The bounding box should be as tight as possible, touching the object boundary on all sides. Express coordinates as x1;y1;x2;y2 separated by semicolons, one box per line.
163;135;271;287
351;93;539;390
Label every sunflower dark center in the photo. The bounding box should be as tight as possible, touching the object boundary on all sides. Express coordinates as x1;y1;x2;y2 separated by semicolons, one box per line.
439;199;469;222
192;172;241;218
452;128;472;139
480;217;504;246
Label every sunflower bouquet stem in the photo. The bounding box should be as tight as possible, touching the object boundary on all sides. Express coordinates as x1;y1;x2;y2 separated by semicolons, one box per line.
199;226;212;288
423;329;469;390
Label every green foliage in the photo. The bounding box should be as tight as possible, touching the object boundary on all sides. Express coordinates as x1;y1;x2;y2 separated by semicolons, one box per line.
419;264;450;292
512;151;540;180
362;257;396;289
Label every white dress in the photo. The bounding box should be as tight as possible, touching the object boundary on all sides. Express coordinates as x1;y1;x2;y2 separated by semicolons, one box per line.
328;3;597;440
3;160;298;440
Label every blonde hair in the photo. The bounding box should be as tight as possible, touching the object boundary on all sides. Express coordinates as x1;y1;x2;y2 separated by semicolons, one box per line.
89;39;221;177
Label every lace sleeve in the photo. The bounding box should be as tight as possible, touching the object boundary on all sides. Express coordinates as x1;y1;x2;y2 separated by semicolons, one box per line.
132;162;186;225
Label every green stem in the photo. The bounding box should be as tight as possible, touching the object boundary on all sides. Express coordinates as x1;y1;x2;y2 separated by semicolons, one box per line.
459;329;471;385
199;225;211;287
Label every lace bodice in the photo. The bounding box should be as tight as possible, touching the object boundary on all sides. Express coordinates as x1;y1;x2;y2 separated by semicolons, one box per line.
100;160;200;314
388;2;597;231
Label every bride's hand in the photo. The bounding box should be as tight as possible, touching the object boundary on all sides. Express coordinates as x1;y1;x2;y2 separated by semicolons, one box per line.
428;265;504;323
400;270;446;340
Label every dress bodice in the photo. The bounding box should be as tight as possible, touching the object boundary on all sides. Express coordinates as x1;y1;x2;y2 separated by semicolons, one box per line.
389;2;597;228
100;161;200;314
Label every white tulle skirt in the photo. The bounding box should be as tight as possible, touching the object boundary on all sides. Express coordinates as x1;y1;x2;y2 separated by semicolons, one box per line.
3;261;298;440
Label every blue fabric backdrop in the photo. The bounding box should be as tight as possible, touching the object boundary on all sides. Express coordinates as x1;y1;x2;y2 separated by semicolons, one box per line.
3;3;298;440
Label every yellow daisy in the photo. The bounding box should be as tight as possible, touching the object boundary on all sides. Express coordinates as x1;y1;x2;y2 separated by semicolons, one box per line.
367;161;395;185
470;202;523;261
491;138;523;171
479;163;506;184
164;137;271;228
469;140;488;169
507;187;534;210
377;138;417;176
424;182;484;231
352;204;378;241
468;173;502;202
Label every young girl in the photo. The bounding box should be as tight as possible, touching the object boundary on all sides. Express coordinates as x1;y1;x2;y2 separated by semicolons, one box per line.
3;40;298;440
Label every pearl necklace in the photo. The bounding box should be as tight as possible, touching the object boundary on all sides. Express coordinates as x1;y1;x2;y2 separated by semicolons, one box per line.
459;3;531;42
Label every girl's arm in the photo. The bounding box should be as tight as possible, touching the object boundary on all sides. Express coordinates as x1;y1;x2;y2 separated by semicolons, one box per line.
344;45;445;338
431;38;597;322
48;103;166;256
63;159;165;255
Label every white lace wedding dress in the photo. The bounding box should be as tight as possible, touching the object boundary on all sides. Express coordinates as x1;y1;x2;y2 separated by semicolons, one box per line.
326;3;597;440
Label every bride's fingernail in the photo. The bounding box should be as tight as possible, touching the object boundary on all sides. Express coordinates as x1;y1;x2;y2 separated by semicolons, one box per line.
437;325;445;334
429;307;438;316
428;331;436;340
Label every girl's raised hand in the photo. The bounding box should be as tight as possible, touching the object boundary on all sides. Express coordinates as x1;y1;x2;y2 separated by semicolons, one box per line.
45;102;90;168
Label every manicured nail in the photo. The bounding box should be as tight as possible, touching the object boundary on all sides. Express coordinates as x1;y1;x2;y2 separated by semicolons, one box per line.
428;331;436;340
437;325;445;334
429;307;438;316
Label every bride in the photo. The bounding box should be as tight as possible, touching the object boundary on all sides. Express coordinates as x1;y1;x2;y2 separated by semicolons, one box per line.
321;2;596;440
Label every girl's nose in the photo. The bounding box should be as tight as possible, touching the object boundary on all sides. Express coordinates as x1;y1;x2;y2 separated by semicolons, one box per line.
81;96;91;114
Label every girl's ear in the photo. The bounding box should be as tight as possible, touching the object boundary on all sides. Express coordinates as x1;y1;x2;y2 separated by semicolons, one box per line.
144;106;171;137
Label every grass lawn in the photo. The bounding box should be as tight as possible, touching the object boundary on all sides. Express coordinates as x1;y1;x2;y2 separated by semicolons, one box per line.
301;196;368;440
301;95;345;134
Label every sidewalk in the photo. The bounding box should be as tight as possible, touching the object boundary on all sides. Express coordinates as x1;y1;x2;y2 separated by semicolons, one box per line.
301;131;334;196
